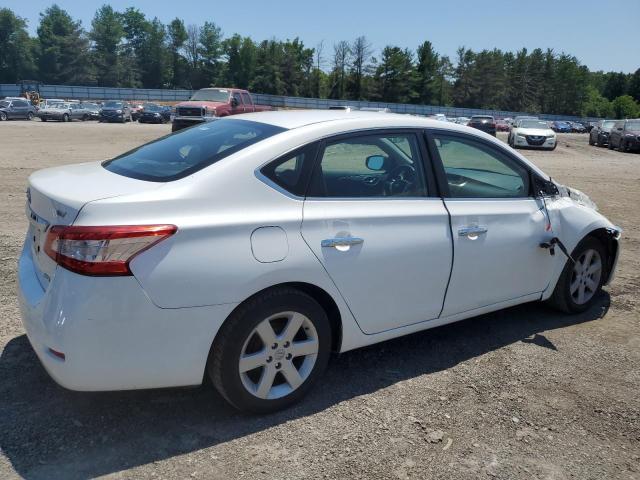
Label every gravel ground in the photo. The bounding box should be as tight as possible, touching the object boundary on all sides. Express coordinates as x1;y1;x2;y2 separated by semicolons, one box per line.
0;121;639;480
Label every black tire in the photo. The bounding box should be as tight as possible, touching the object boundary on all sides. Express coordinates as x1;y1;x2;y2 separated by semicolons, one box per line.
27;112;34;121
40;117;47;122
62;113;69;122
588;134;595;146
208;287;332;413
171;123;181;132
608;140;614;150
619;139;627;153
82;114;89;121
0;111;8;121
547;237;607;314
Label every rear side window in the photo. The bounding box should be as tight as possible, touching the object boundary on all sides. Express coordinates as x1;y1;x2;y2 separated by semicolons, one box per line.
103;119;286;182
260;144;317;196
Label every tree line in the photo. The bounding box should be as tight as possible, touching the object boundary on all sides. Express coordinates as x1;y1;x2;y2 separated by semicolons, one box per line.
1;5;639;117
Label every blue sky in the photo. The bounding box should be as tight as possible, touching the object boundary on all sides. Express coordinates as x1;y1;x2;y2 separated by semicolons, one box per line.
5;0;639;73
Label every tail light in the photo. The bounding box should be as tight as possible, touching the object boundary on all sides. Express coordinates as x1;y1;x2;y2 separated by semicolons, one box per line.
44;224;177;276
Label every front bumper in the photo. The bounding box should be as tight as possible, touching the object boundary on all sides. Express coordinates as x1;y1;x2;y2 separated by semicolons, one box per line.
514;135;556;149
18;239;237;391
100;112;125;122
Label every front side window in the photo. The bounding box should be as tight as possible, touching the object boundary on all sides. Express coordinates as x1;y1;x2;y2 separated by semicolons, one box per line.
433;133;530;198
232;92;243;106
308;133;427;198
241;92;252;105
103;119;286;182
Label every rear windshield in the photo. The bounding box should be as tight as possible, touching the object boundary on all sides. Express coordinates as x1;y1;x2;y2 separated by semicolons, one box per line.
626;120;640;129
103;101;123;108
103;119;286;182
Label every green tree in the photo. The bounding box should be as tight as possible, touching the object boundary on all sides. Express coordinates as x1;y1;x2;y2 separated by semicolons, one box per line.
452;47;475;107
251;39;284;94
373;46;416;103
415;40;439;105
138;18;168;88
611;95;639;118
0;8;36;82
582;85;613;117
199;21;223;86
37;5;92;84
602;72;628;100
348;36;372;100
628;68;640;103
89;5;123;86
167;18;188;88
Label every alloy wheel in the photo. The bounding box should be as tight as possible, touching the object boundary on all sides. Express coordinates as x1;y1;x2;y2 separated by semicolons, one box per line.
239;311;319;400
569;248;602;305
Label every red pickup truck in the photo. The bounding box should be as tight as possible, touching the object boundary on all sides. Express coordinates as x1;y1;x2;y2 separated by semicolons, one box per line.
171;88;272;132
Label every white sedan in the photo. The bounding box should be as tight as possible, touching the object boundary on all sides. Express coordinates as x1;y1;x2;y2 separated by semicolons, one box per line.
508;118;557;150
18;110;620;412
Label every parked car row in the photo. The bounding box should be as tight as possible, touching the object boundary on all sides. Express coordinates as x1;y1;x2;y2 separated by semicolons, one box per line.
0;97;174;124
589;119;640;152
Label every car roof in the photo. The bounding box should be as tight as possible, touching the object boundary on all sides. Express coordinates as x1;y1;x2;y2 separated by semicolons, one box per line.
236;109;459;130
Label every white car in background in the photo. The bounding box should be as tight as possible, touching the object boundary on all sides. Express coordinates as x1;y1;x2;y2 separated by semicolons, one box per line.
508;118;557;150
19;110;620;412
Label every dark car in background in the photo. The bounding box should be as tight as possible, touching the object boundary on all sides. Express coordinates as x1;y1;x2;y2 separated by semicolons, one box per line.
138;103;172;124
467;115;496;136
496;119;510;132
80;102;100;120
589;119;616;147
569;121;587;133
608;119;640;152
99;101;133;123
0;98;36;121
552;121;572;133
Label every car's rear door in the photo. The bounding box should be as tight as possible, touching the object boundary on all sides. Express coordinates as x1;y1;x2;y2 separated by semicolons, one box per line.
301;130;452;334
427;130;554;317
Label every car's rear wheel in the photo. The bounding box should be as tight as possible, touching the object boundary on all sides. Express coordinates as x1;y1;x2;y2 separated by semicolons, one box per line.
0;111;7;121
40;117;47;122
27;112;34;121
548;237;606;314
62;113;69;122
208;287;331;413
588;135;595;146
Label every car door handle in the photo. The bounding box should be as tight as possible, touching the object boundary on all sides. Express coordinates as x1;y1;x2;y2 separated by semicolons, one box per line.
321;237;364;248
458;226;488;237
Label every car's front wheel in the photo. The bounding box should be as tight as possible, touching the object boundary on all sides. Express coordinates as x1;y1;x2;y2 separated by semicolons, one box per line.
548;237;607;313
208;287;331;413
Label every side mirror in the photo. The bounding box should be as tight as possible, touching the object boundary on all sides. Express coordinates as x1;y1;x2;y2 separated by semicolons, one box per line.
231;97;239;107
366;155;385;171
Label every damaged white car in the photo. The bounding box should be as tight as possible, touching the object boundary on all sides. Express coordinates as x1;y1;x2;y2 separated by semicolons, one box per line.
18;111;620;412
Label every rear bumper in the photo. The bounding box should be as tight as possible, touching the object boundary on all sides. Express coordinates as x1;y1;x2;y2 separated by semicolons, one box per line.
18;240;237;391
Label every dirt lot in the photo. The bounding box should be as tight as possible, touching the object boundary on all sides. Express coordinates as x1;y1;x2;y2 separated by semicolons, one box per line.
1;121;639;480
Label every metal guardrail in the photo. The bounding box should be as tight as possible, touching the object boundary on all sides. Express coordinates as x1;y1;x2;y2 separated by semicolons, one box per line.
0;83;601;122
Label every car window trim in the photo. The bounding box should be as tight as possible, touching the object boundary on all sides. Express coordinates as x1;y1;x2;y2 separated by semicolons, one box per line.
305;128;437;200
425;128;537;200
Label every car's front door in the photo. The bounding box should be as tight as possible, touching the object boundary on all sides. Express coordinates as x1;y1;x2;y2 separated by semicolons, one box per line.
11;100;29;118
428;131;555;317
301;131;453;334
231;92;245;114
